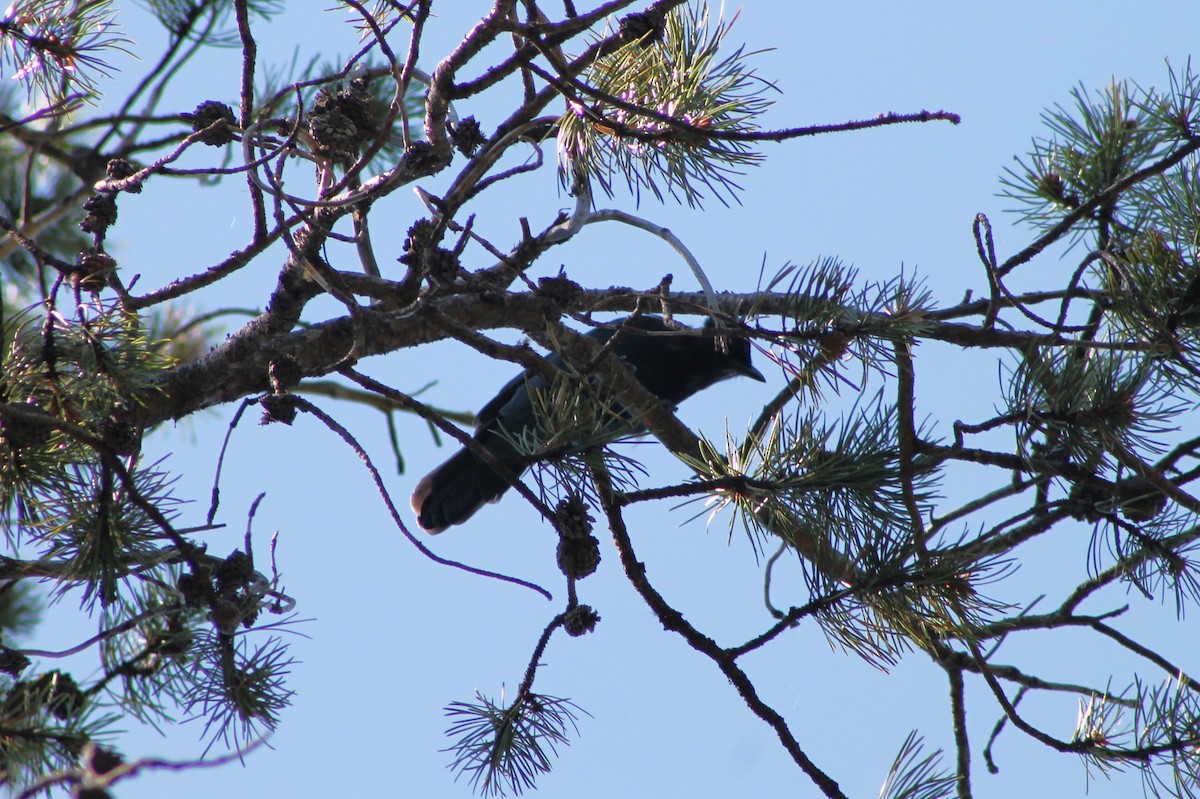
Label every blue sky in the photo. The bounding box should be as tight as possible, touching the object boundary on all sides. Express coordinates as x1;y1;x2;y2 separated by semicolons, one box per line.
19;2;1200;797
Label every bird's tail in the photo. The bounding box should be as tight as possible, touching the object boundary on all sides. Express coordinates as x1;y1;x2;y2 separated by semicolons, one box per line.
410;437;519;533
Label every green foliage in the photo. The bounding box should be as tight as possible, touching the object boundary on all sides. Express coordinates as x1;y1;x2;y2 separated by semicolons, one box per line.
1091;210;1200;394
1006;346;1175;469
0;292;298;778
1074;678;1200;798
445;691;585;797
558;4;772;206
254;59;427;174
1;303;178;562
36;460;182;608
0;580;39;641
493;366;657;508
0;0;131;105
1078;483;1200;614
717;400;931;554
138;0;284;45
0;668;122;785
183;633;296;754
1001;64;1200;251
1;2;1200;797
97;578;201;728
688;394;1018;669
878;732;956;799
753;258;935;392
0;91;91;280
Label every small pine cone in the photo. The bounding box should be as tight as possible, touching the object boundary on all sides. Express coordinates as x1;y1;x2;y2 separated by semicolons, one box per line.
817;329;851;362
309;107;360;162
0;647;30;677
154;627;194;659
177;570;212;608
313;86;377;142
448;116;486;156
210;598;242;636
215;549;254;592
80;191;118;235
259;392;299;425
105;157;141;193
75;249;116;293
154;611;195;658
1067;478;1108;524
399;218;438;267
404;140;441;171
562;605;600;637
98;416;139;456
555;495;594;538
424;247;460;283
36;671;86;720
1117;477;1167;522
557;533;601;580
398;217;459;281
87;744;124;775
537;270;583;307
340;88;378;140
619;10;666;45
186;100;237;146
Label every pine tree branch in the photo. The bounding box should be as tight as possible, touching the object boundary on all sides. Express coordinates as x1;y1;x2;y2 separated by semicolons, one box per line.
998;136;1200;278
137;286;1134;441
529;53;959;145
1083;618;1200;693
933;642;1138;704
13;738;271;799
893;337;926;551
16;606;172;659
944;665;973;799
232;0;266;238
292;393;553;600
590;463;849;799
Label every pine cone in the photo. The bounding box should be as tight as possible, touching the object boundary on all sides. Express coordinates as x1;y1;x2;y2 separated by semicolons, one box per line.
187;100;237;146
557;533;601;580
555;495;594;538
563;605;601;637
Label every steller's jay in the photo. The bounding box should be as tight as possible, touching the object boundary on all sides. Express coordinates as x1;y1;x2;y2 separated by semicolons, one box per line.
410;315;766;533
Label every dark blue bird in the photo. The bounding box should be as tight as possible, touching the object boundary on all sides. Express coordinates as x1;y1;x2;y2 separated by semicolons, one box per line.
411;315;765;533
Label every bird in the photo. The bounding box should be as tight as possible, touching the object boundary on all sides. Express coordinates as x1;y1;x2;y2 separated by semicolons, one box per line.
410;315;766;533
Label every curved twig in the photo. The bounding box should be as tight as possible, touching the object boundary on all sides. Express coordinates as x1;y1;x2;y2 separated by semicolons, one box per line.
294;395;552;600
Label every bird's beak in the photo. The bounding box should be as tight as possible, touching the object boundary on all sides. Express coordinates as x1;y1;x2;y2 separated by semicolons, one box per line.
738;362;766;382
